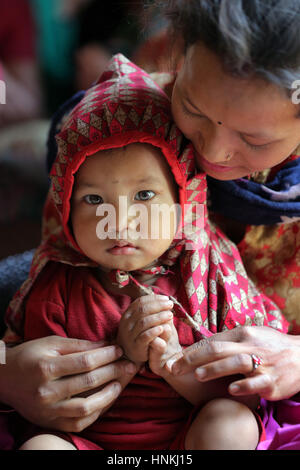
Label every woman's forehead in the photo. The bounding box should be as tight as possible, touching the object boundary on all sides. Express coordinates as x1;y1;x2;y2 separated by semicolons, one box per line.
179;43;299;136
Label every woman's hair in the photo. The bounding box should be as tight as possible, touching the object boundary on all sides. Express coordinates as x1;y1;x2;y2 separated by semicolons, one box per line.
156;0;300;94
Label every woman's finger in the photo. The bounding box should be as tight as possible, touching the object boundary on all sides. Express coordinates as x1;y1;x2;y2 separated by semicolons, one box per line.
228;373;275;399
45;345;124;380
194;353;254;382
53;411;101;433
171;339;248;375
46;336;109;356
42;360;134;401
53;382;122;419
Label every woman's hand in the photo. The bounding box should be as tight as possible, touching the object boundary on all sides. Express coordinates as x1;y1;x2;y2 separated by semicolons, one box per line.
170;326;300;401
0;336;134;432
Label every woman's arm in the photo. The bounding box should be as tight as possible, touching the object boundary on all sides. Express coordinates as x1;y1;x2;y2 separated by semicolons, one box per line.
170;326;300;401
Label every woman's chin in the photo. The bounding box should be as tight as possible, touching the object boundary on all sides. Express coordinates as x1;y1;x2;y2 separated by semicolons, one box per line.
204;168;245;181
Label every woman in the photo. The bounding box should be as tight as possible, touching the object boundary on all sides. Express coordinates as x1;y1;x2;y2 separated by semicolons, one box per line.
1;0;300;449
153;0;300;450
154;0;300;398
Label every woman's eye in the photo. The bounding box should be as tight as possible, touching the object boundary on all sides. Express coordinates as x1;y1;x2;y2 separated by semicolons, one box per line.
182;102;206;119
84;194;103;205
246;141;270;151
135;190;155;201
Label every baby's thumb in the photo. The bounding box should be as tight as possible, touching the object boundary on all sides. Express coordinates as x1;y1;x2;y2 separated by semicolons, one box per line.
150;336;167;353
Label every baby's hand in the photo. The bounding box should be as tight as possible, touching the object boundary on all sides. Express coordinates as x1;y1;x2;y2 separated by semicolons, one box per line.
116;294;174;367
148;320;182;376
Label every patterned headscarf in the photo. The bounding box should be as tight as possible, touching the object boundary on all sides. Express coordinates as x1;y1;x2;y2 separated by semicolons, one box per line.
4;54;288;341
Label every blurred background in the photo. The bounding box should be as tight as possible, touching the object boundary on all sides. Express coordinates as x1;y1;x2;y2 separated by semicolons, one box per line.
0;0;176;261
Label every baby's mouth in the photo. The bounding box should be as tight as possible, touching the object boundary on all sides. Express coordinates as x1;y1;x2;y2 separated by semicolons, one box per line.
107;240;138;255
111;240;135;248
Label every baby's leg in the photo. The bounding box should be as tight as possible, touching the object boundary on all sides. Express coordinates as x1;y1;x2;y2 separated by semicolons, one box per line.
185;398;259;450
20;434;76;450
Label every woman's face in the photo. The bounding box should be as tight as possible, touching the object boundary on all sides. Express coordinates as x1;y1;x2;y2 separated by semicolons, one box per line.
172;42;300;180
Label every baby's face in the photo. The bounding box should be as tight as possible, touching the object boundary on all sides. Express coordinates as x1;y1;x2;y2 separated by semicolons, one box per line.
71;143;178;272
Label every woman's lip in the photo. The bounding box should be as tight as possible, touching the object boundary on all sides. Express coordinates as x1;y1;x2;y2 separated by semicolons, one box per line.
198;154;237;173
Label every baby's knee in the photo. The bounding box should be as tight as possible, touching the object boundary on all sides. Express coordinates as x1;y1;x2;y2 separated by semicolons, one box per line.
19;434;76;450
185;398;259;450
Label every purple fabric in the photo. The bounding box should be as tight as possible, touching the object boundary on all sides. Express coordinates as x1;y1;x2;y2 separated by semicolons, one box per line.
257;399;300;450
0;414;14;450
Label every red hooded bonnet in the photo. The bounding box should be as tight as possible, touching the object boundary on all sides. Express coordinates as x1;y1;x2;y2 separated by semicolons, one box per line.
51;54;197;253
5;54;288;340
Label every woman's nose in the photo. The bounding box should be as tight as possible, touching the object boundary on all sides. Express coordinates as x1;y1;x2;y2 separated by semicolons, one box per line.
201;125;232;163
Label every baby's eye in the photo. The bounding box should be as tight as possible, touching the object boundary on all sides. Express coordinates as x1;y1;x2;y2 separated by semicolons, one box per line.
84;194;103;205
135;190;156;201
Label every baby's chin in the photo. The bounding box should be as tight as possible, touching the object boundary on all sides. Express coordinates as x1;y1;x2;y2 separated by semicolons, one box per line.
97;257;154;273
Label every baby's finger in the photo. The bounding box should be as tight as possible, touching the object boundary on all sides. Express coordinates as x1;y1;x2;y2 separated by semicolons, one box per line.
135;325;164;349
150;337;167;353
130;311;173;336
128;295;174;320
160;323;172;342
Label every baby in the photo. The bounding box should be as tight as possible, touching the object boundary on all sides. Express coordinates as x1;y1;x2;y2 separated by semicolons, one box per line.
6;55;287;450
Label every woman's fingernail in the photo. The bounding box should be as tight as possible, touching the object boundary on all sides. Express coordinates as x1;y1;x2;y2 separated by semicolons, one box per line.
113;382;122;393
166;358;176;372
229;384;240;394
195;367;206;379
115;346;123;357
125;363;137;374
